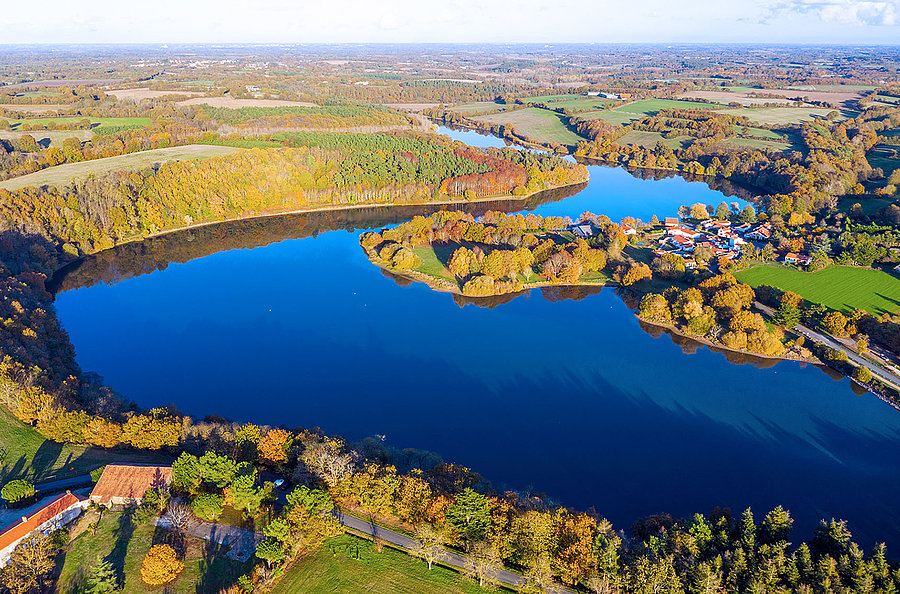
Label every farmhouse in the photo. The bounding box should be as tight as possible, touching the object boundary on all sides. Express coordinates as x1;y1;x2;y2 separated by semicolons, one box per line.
668;226;701;239
90;464;172;507
0;491;88;567
571;224;595;239
664;217;679;227
784;253;812;266
621;224;637;236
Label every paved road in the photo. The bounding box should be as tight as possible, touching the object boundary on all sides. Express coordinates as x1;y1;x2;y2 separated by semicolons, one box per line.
754;301;900;390
335;510;574;593
34;474;93;495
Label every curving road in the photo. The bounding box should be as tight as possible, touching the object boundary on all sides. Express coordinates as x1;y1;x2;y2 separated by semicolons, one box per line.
753;301;900;390
334;510;574;593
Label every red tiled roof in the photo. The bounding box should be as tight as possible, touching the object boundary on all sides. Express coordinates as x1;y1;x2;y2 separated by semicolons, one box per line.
90;465;172;506
0;492;84;552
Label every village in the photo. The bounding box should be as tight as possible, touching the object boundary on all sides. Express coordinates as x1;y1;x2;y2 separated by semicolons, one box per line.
571;214;812;270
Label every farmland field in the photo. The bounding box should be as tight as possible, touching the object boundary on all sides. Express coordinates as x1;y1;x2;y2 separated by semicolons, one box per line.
177;95;316;108
0;103;69;113
548;97;614;111
734;264;900;315
521;93;581;103
615;99;723;116
107;87;204;100
273;535;488;594
449;101;510;114
472;107;585;145
721;137;793;151
616;130;692;149
0;129;93;146
720;107;854;125
579;110;643;124
6;116;151;131
0;145;239;190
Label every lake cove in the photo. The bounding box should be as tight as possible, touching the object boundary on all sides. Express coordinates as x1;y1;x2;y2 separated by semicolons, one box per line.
53;128;900;550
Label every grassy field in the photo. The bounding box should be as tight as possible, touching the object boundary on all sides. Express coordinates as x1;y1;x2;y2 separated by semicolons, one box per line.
473;108;585;145
0;145;239;190
615;99;723;116
521;93;581;103
0;406;167;484
546;97;614;111
867;146;900;176
720;107;852;125
579;110;644;125
0;129;93;147
56;510;249;593
735;265;900;315
722;137;793;152
615;130;692;149
7;116;151;131
788;84;876;92
449;101;510;115
272;534;488;594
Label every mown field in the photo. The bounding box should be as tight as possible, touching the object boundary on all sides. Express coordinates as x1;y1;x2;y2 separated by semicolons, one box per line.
449;101;510;115
579;110;644;125
722;137;793;152
615;99;723;116
0;406;167;484
616;130;692;149
56;510;249;593
546;97;614;111
472;107;585;145
0;145;239;190
720;107;853;125
0;129;93;147
735;264;900;315
272;535;488;594
6;116;151;131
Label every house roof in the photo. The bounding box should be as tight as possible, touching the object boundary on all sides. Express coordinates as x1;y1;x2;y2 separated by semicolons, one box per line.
0;491;84;552
90;465;172;505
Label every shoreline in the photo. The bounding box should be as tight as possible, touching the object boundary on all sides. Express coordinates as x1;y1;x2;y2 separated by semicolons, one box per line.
369;249;824;366
48;179;588;278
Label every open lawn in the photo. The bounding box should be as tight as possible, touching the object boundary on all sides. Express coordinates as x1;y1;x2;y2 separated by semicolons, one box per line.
721;137;793;152
272;534;488;594
616;130;692;149
548;97;614;111
56;510;249;593
0;129;93;147
735;265;900;315
867;145;899;176
0;145;239;190
615;99;723;116
0;406;167;484
473;107;585;145
579;110;643;125
720;107;854;125
7;116;150;131
449;101;510;115
521;93;581;103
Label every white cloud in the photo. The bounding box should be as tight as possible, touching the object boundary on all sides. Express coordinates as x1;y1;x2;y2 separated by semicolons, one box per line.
0;0;896;44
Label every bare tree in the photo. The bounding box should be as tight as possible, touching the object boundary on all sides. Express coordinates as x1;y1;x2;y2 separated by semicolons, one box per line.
163;499;191;533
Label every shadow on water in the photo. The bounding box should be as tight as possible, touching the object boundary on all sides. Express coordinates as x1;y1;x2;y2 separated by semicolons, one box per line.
48;183;585;294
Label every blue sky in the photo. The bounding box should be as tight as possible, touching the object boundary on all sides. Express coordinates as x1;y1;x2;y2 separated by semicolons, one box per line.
1;0;898;44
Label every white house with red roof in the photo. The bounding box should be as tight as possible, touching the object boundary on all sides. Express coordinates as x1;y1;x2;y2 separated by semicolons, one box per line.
0;491;88;567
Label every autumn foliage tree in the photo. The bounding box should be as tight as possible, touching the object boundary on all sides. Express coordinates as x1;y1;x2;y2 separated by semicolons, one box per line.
140;544;184;586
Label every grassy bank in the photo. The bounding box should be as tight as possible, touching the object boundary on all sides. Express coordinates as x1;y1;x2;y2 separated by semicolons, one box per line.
272;534;487;594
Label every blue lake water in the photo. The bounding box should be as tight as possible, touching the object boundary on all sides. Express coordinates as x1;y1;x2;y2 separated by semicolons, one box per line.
53;127;900;549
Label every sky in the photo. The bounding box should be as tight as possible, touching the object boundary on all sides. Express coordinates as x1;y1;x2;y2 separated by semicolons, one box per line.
0;0;898;44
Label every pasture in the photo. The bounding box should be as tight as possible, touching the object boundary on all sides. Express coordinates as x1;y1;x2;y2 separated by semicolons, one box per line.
6;116;150;131
735;265;900;315
616;130;692;149
107;87;204;100
722;137;793;152
615;99;723;116
473;107;585;145
0;129;93;147
0;104;69;113
521;93;582;103
549;97;615;111
0;145;239;190
720;107;853;125
579;110;643;125
449;101;510;114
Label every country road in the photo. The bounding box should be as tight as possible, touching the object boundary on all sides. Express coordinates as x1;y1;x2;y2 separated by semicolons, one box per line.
753;301;900;390
334;510;574;593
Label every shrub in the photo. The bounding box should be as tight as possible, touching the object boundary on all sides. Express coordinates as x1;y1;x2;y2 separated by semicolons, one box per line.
191;493;224;521
2;479;35;503
854;366;873;383
140;544;184;586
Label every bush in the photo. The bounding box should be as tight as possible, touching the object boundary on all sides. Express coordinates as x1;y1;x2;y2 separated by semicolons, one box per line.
140;544;184;586
90;466;107;483
854;366;873;383
191;493;224;521
2;479;35;503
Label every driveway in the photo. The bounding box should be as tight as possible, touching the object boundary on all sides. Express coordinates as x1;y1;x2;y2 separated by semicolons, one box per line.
152;516;264;562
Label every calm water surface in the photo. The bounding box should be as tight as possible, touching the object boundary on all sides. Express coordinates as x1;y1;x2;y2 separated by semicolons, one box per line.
54;127;900;549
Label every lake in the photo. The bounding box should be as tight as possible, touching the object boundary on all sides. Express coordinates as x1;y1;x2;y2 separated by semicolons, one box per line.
53;127;900;549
